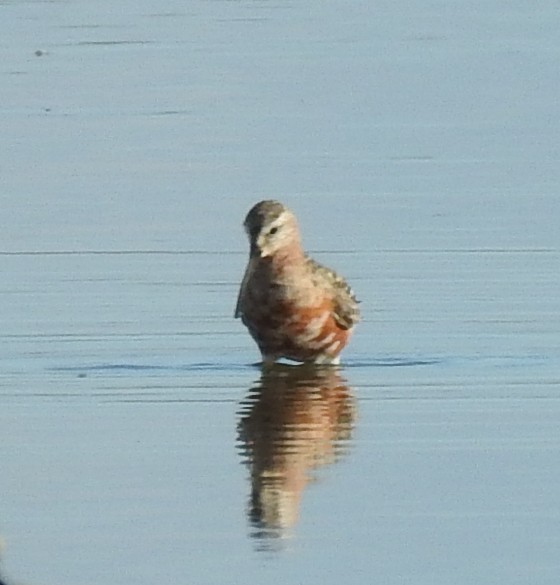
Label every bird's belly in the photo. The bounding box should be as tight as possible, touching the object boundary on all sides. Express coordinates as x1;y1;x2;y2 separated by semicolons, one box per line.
243;298;350;362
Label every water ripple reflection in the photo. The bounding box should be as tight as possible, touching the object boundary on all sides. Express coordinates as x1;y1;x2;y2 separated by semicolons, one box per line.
236;365;355;548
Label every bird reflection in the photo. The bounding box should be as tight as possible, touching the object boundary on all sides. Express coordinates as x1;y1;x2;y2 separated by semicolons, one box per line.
237;364;355;545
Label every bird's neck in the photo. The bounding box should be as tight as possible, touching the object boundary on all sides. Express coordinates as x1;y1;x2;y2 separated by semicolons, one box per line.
269;242;306;274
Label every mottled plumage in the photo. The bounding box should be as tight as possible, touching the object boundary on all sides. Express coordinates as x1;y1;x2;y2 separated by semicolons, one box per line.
235;200;359;365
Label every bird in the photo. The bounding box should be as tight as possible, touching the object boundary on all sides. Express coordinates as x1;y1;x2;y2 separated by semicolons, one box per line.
235;200;359;365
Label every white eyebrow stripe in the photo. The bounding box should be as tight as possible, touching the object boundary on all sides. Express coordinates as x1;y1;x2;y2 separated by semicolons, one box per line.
267;212;288;230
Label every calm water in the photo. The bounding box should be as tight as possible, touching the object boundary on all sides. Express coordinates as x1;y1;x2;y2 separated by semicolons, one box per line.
2;1;560;584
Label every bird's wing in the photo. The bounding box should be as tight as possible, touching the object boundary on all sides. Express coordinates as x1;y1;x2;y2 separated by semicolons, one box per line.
234;261;254;318
306;257;360;330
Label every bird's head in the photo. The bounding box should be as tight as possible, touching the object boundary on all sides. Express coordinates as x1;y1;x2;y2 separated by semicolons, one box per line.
243;200;300;259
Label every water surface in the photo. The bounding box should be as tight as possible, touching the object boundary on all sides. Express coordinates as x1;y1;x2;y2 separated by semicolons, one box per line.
1;1;560;584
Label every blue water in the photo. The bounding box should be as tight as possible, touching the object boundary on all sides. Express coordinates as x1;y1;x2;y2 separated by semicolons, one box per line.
1;1;560;584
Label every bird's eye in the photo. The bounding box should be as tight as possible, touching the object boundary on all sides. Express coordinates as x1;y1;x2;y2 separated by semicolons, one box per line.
269;226;279;235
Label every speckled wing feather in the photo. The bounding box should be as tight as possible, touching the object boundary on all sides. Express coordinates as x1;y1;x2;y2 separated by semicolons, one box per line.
306;257;360;330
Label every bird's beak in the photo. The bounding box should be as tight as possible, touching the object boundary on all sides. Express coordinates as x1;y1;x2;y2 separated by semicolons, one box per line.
250;242;261;257
252;235;271;258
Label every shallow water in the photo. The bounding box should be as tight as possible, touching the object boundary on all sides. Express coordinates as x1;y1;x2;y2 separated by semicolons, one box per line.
2;1;560;584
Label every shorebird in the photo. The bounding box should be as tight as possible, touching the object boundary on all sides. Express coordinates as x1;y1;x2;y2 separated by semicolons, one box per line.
235;200;359;365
